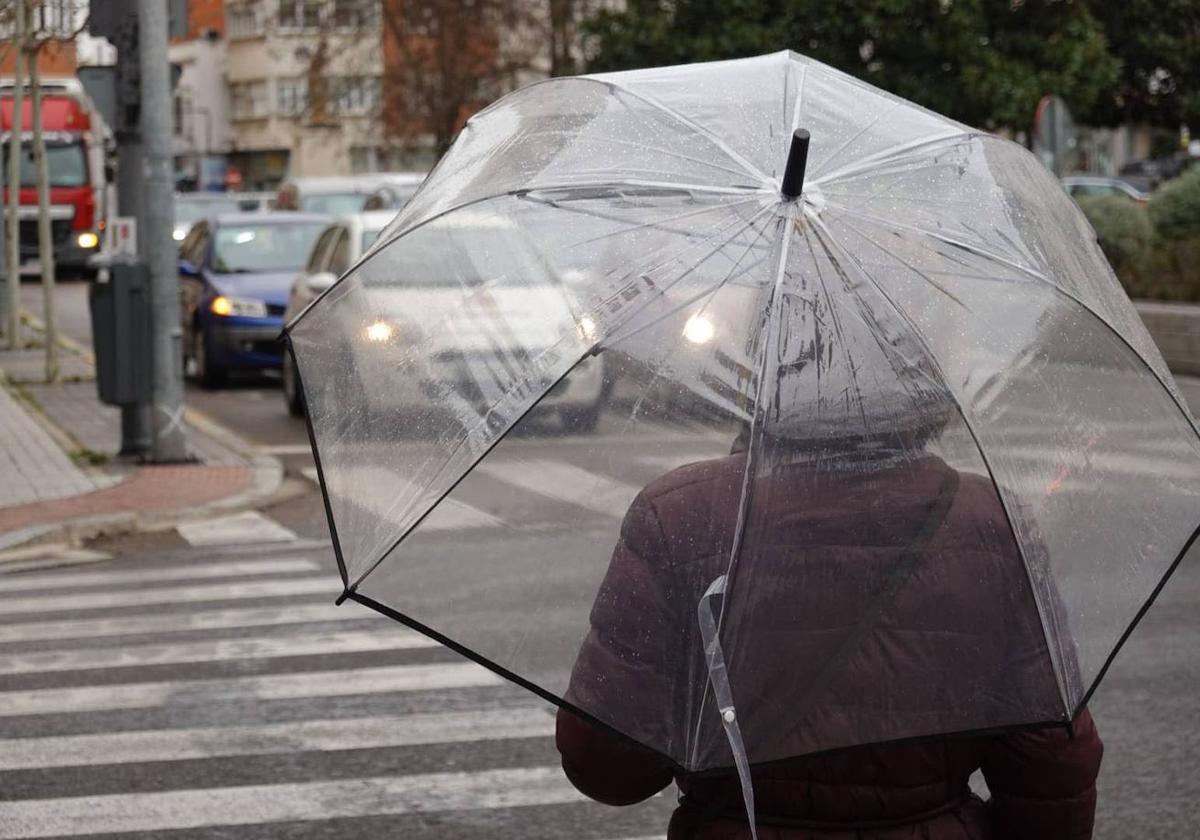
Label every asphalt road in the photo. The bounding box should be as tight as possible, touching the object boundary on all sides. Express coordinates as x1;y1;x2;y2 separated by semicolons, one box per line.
7;276;1200;837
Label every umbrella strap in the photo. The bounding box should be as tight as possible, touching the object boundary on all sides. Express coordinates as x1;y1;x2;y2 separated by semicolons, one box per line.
697;573;759;840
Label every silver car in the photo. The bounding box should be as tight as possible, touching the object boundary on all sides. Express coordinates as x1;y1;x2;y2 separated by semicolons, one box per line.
282;211;398;415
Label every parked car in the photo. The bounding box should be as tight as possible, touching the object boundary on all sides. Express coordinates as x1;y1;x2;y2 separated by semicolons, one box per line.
1061;176;1150;205
178;212;330;387
174;191;275;243
276;173;425;216
281;210;397;415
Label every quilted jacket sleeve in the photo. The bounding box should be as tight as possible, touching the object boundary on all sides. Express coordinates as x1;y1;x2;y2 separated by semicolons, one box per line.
980;708;1103;840
556;489;679;805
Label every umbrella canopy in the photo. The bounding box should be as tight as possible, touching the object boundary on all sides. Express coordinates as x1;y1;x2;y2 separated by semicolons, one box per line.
285;51;1200;781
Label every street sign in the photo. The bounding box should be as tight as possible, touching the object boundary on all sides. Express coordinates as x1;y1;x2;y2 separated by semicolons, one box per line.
109;217;138;259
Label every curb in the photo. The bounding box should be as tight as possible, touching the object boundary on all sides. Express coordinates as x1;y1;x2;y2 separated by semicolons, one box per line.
0;324;293;557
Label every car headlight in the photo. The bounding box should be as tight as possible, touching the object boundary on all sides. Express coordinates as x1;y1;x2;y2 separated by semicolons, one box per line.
77;231;100;249
363;318;396;343
211;295;268;318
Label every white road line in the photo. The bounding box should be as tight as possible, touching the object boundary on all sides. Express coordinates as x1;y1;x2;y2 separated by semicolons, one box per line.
0;765;582;838
257;444;315;455
0;602;370;645
0;576;335;616
475;459;642;518
0;706;554;770
0;662;501;717
177;511;299;546
0;630;436;676
310;466;505;531
0;558;318;593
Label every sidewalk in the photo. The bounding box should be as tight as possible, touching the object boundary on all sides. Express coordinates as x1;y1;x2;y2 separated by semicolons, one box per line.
0;319;281;553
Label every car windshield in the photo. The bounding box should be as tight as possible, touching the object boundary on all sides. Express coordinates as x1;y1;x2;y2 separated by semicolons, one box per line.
3;141;87;187
212;222;327;273
301;192;368;215
177;196;242;224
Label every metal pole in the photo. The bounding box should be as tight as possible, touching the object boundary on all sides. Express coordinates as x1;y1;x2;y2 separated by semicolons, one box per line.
138;0;187;462
4;0;25;349
29;44;59;383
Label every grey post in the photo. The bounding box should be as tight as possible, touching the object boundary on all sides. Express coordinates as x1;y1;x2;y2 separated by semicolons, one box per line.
138;0;187;462
112;0;152;456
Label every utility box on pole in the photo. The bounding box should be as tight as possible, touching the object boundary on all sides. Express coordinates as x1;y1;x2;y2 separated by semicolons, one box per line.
89;262;153;406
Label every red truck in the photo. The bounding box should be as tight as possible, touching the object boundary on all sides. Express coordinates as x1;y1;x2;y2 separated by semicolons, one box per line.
1;76;112;276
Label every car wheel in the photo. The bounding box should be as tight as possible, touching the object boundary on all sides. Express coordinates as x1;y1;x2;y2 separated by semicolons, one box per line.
192;328;227;389
283;354;306;417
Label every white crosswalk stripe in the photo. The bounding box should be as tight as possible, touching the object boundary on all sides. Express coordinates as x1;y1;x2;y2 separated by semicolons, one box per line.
0;575;335;615
474;458;643;518
0;602;370;644
0;662;501;717
0;557;318;592
0;707;555;770
0;530;673;836
0;766;587;838
0;630;436;675
177;511;299;546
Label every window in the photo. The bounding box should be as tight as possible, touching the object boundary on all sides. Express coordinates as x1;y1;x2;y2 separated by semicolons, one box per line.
1;140;88;187
331;0;377;29
227;3;261;39
328;230;352;276
278;0;324;29
277;77;308;116
231;81;269;120
329;76;380;116
306;226;338;273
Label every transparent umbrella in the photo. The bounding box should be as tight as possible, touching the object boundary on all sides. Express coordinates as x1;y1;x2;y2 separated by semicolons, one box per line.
285;50;1200;825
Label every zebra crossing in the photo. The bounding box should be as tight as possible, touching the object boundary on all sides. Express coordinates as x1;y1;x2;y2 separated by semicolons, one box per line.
0;545;673;839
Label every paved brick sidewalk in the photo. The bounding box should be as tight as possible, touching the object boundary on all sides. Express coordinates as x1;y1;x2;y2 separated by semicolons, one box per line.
0;465;250;534
0;380;110;508
0;320;260;545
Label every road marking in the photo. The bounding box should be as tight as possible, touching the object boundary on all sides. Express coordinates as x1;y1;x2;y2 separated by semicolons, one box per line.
257;444;315;455
0;630;436;675
475;458;642;518
177;511;299;546
0;706;553;770
0;662;501;717
0;576;335;616
307;466;505;531
0;557;318;593
0;765;582;837
0;602;369;644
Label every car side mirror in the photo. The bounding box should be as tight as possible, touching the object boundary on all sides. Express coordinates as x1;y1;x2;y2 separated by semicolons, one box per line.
179;259;200;277
305;271;338;295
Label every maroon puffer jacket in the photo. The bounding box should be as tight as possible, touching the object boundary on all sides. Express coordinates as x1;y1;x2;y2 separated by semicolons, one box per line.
557;453;1103;839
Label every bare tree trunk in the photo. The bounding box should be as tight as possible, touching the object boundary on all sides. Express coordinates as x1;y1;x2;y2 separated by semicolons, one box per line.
29;40;58;382
4;0;25;351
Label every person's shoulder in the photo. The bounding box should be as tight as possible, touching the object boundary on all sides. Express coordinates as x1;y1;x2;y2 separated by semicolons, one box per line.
638;453;748;507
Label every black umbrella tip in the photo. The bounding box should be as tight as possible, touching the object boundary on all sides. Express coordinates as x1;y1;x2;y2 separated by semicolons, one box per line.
781;128;811;200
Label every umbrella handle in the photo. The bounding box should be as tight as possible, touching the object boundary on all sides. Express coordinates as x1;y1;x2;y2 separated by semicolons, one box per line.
781;128;811;200
698;574;759;840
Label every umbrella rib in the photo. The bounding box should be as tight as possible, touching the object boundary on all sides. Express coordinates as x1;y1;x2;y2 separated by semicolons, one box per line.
809;213;1072;713
825;204;1200;439
586;128;763;181
347;210;775;589
597;204;777;350
595;79;772;183
526;194;767;247
806;101;904;180
810;131;974;187
689;212;794;766
610;213;777;431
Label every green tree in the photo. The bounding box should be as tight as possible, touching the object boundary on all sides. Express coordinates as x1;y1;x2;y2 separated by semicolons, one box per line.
583;0;1118;133
1081;0;1200;129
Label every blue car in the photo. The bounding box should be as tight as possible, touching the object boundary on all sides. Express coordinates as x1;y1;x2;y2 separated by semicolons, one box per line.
178;212;329;387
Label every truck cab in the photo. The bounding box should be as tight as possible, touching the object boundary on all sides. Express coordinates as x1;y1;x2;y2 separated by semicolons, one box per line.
1;77;112;276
